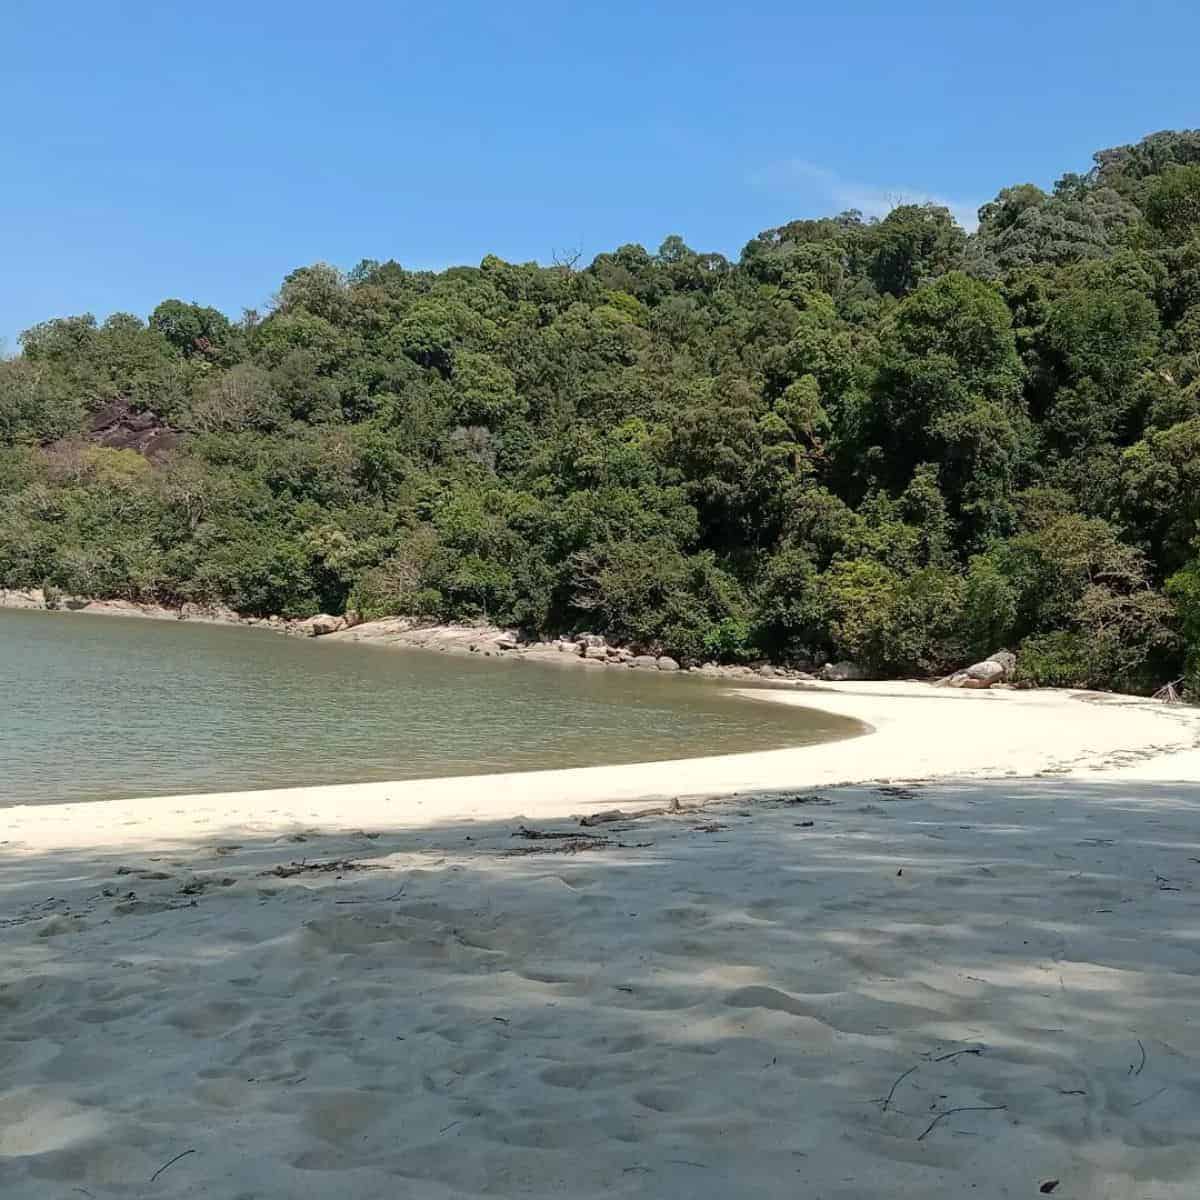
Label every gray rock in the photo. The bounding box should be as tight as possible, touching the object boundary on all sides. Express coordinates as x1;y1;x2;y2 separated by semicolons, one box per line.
820;660;867;682
939;651;1013;689
577;633;606;648
303;613;345;637
656;656;680;672
758;664;777;678
584;643;609;660
965;659;1006;684
495;633;520;650
986;649;1017;676
179;601;243;624
630;654;658;669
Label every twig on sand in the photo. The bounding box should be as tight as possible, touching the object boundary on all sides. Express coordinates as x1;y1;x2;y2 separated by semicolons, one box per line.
334;889;405;905
935;1046;984;1063
1132;1085;1168;1109
149;1148;196;1182
882;1044;989;1110
916;1106;1006;1141
1131;1039;1147;1076
882;1064;921;1111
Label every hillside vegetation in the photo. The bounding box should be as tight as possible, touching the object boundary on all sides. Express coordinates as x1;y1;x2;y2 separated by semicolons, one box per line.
6;130;1200;692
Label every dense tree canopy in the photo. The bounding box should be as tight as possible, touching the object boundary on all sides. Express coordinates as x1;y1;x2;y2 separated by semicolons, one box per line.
6;130;1200;692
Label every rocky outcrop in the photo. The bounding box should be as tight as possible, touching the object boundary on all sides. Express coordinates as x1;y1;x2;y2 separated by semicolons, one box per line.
0;588;48;609
985;649;1017;676
296;614;346;637
0;588;987;691
63;598;178;620
85;399;178;459
179;602;243;625
0;589;351;639
939;650;1017;690
820;661;868;682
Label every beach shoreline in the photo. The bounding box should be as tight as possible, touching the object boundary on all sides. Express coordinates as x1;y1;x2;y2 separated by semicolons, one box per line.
5;680;1197;851
0;586;821;683
6;682;1200;1198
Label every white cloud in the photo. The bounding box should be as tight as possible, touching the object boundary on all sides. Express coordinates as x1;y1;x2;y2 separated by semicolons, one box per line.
753;160;980;232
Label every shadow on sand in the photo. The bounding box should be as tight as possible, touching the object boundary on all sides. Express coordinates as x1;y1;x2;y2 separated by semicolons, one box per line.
3;776;1200;1197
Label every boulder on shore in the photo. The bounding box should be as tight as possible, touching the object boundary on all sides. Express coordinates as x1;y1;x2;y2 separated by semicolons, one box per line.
630;654;658;669
985;649;1017;675
301;614;345;637
656;656;680;672
939;649;1016;690
820;661;868;682
179;601;243;625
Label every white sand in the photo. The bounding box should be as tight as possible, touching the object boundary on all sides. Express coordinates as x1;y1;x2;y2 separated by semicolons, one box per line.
4;681;1200;1197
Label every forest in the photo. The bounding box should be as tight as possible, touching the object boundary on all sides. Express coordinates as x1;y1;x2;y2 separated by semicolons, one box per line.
5;129;1200;693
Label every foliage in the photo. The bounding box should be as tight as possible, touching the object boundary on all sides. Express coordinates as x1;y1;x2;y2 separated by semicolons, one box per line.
6;129;1200;690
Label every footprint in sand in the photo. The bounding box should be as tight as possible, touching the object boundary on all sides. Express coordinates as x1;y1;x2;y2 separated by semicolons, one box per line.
634;1086;692;1113
165;999;250;1037
35;915;86;938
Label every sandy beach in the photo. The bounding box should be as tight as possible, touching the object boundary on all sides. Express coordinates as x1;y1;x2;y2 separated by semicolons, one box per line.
5;681;1200;1197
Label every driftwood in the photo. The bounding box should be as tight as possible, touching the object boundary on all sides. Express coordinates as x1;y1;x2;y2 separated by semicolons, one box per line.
514;825;605;840
774;793;832;807
259;859;383;878
503;838;614;857
1153;679;1183;704
580;798;683;827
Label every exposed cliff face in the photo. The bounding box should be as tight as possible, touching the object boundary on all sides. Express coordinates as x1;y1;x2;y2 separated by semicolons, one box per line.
88;400;178;457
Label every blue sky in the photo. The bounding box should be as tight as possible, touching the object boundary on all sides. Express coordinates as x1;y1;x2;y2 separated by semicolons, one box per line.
2;0;1197;352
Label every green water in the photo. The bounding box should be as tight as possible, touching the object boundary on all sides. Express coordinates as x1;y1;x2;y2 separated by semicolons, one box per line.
0;609;859;806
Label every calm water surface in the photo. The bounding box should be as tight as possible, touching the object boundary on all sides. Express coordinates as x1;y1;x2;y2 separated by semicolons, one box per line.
0;610;860;805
